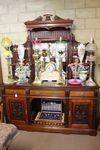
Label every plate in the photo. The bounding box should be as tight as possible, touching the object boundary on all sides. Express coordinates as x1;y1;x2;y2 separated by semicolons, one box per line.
68;79;82;85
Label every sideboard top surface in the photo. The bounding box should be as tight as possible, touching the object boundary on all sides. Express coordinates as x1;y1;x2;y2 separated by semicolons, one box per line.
0;83;99;90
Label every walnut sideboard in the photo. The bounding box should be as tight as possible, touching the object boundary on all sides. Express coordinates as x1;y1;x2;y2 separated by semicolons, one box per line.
0;83;99;136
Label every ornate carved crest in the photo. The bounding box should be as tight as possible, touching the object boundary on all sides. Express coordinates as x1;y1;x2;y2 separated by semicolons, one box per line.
24;14;73;30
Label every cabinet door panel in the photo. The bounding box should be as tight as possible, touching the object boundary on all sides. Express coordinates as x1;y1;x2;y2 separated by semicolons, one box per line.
5;97;28;124
69;99;93;128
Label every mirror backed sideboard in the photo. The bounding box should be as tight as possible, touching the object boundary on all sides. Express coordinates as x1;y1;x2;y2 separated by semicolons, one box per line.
0;14;99;135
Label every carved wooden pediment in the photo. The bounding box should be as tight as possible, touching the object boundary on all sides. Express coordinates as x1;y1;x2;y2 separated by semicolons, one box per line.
24;14;73;30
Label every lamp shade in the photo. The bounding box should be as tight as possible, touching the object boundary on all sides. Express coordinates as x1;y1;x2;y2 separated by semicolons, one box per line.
85;38;96;52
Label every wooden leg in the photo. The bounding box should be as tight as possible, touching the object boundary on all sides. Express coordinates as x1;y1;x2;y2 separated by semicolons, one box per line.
89;130;97;136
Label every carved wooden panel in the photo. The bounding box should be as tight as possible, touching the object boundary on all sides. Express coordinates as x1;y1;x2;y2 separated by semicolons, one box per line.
69;99;93;128
5;97;28;124
10;101;25;120
74;104;89;124
30;29;74;42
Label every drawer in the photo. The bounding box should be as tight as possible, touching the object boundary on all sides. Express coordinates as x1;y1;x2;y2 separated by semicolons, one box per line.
30;89;65;97
5;89;26;96
70;91;94;97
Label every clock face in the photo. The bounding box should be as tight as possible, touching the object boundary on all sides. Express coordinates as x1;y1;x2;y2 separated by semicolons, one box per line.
45;62;56;73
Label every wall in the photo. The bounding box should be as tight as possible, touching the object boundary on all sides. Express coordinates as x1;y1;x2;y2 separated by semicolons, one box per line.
0;0;100;84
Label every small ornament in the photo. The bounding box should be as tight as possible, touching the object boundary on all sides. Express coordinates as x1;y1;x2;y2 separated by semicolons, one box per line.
77;43;85;64
15;63;31;84
17;44;25;64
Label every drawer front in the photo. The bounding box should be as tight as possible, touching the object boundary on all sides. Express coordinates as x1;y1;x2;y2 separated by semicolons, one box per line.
70;91;94;97
30;89;65;97
5;89;26;96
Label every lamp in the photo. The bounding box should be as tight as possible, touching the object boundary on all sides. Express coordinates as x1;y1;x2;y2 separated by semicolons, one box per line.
85;38;96;86
85;37;96;52
1;37;14;83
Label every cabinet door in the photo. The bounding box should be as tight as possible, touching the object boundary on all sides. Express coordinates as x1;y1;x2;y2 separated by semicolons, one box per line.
5;96;28;125
69;99;93;128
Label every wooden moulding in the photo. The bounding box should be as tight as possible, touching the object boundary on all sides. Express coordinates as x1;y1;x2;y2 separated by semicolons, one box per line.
24;14;73;30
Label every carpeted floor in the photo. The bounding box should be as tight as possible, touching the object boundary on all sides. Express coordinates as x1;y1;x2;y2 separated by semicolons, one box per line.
8;131;100;150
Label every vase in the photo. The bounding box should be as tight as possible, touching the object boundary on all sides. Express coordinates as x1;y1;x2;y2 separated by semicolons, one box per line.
78;43;85;64
17;45;25;64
